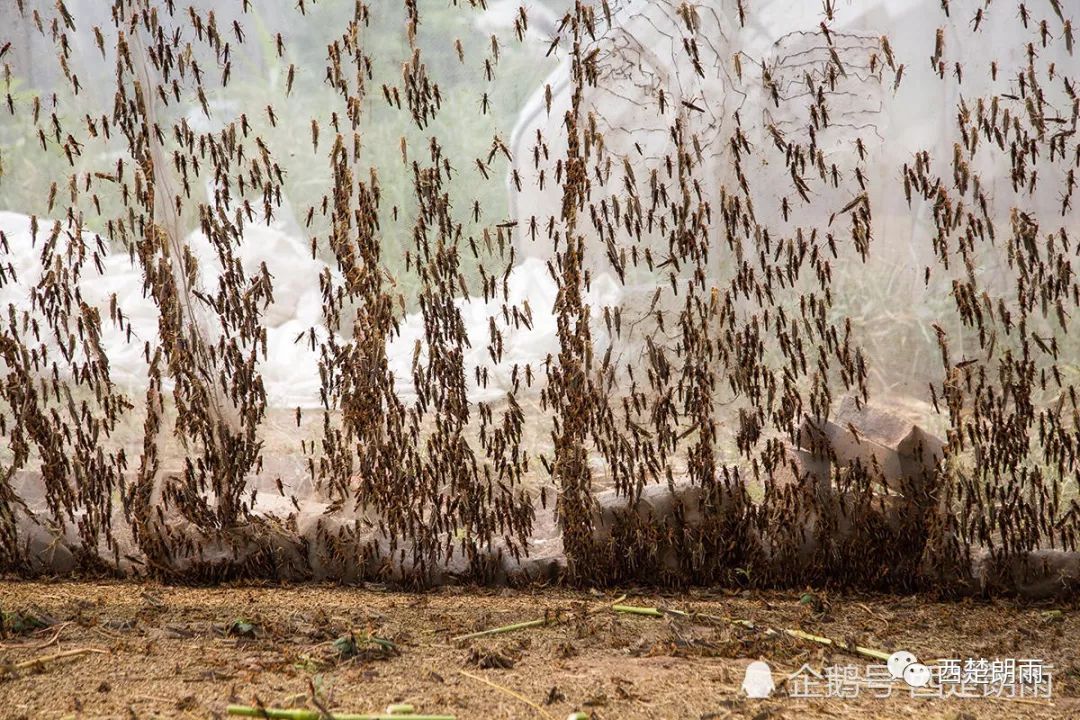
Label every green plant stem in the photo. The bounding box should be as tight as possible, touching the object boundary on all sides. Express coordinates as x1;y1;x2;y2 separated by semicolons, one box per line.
611;604;665;617
452;617;548;642
780;627;890;661
452;594;626;642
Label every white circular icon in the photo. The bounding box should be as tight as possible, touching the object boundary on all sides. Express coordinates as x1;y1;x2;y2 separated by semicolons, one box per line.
903;662;932;688
887;650;918;679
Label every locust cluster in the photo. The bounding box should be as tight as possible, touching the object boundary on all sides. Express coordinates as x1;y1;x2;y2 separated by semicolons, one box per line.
910;0;1080;576
0;0;1077;592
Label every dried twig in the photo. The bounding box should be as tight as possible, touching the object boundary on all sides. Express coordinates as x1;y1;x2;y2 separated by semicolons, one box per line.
453;617;550;643
612;604;891;661
5;647;108;673
457;670;558;719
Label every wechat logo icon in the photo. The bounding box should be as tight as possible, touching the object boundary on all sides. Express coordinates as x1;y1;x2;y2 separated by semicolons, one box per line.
888;650;931;688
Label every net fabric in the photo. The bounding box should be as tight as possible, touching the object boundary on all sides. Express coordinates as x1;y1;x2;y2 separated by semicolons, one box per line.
0;0;1079;595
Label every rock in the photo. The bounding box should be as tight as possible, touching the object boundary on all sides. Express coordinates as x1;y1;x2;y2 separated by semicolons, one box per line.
972;548;1080;599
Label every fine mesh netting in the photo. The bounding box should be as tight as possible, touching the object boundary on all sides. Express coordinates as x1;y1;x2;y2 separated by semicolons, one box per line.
1;0;1079;596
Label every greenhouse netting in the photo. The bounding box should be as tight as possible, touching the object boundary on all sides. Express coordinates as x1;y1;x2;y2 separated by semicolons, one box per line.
1;0;1079;597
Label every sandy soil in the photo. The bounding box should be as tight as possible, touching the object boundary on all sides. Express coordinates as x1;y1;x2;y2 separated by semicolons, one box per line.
1;580;1078;719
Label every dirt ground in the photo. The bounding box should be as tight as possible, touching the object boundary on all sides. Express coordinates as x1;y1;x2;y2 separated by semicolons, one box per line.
1;580;1078;719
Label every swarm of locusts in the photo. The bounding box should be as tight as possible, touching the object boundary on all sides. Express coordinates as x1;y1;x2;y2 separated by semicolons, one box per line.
0;0;1079;595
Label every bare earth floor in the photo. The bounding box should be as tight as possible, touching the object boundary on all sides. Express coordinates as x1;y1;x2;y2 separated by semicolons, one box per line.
0;580;1078;719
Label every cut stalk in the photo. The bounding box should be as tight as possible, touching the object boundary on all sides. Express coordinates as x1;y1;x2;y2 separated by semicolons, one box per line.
11;647;109;671
611;604;666;617
452;617;548;642
452;594;626;642
612;604;892;662
780;628;890;661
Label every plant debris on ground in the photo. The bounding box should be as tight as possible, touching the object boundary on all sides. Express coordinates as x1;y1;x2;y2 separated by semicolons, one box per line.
0;580;1077;719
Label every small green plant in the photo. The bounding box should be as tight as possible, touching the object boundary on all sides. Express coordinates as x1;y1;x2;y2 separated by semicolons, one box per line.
227;618;258;638
1;608;51;636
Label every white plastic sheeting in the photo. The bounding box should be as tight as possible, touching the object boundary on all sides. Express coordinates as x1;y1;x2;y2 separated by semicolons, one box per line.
0;0;1078;592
